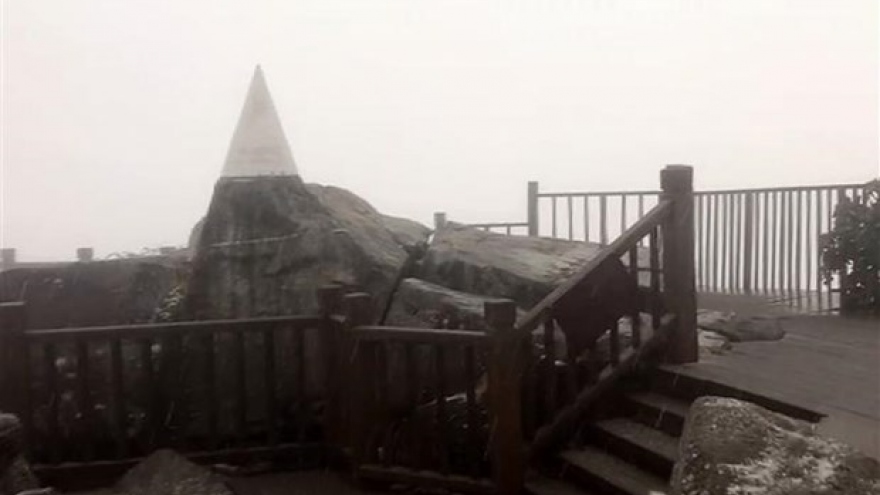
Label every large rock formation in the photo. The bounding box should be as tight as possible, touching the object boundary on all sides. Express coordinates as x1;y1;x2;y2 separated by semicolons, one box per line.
184;176;412;319
672;396;880;495
0;257;188;329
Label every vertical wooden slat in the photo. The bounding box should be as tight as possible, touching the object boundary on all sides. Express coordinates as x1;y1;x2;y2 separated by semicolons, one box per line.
650;227;661;330
542;317;557;417
44;342;60;462
202;333;218;450
263;328;277;446
743;192;755;293
567;196;574;240
609;320;621;367
600;195;608;245
795;190;804;296
762;191;770;293
696;194;704;289
551;197;558;238
434;345;449;475
816;189;825;302
110;338;127;458
463;345;480;477
826;188;834;307
628;246;642;348
583;196;591;243
805;190;813;294
712;193;720;291
787;190;795;293
733;193;742;291
139;338;159;450
233;331;247;439
76;339;94;461
721;194;729;291
638;194;646;247
620;194;627;238
404;344;418;411
836;187;849;303
771;191;779;292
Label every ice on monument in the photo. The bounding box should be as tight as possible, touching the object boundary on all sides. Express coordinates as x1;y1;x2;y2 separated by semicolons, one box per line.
221;65;299;177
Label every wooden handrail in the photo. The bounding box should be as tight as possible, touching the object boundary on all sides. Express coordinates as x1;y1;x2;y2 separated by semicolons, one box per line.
349;325;488;344
516;199;673;334
23;314;322;342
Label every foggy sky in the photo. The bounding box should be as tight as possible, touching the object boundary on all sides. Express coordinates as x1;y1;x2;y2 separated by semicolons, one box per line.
2;0;878;261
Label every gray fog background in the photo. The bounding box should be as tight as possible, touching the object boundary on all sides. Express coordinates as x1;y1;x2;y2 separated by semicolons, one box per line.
2;0;878;261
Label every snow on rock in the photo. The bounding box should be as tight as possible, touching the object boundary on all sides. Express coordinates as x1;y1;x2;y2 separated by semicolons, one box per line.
671;396;880;495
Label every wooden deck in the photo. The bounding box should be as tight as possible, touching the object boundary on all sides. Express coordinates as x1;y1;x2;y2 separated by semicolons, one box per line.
665;292;879;459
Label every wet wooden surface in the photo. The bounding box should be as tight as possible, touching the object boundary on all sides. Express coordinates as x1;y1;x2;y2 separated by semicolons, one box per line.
669;292;879;459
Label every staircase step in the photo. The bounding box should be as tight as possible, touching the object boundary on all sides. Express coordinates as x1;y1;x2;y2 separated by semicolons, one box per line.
623;391;691;437
585;417;679;478
526;473;598;495
559;447;669;495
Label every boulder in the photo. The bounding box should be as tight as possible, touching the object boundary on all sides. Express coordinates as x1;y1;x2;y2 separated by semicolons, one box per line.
672;396;880;495
698;312;786;342
419;224;608;308
115;449;233;495
185;177;409;319
0;258;188;329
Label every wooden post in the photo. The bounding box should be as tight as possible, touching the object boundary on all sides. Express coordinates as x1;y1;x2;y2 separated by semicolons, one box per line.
661;165;698;364
484;300;524;495
0;302;30;450
743;193;755;293
318;285;345;447
434;212;448;230
527;181;539;237
343;293;374;466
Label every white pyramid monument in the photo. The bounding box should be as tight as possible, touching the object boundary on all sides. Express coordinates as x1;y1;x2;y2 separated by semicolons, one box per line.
221;65;299;177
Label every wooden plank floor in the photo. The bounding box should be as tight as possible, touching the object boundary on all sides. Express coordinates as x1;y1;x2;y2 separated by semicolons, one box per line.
667;292;879;459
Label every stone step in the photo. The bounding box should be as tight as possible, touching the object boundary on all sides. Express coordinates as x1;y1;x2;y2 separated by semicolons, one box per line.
622;391;691;437
584;417;679;478
559;447;669;495
525;472;598;495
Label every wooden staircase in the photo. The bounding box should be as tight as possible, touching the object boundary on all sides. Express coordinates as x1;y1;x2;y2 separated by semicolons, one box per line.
525;367;824;495
526;381;688;495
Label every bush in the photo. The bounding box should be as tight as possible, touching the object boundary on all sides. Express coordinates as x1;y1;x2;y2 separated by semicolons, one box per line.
820;179;880;314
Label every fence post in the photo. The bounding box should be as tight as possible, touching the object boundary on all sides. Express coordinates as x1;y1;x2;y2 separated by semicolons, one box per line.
743;193;755;293
527;181;539;237
484;299;524;495
0;302;29;447
318;285;345;450
433;212;448;230
343;293;374;467
661;165;698;364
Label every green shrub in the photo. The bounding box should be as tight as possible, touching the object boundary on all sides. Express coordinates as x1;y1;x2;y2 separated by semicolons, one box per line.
820;179;880;314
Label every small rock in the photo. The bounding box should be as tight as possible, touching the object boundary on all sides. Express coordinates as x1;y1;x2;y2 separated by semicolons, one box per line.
115;449;233;495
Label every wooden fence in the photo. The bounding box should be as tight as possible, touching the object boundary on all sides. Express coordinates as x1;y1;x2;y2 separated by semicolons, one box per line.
440;178;873;304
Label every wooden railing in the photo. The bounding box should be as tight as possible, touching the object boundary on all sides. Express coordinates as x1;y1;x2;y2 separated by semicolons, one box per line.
440;177;874;303
516;166;695;460
0;303;328;481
